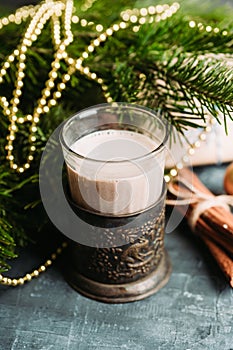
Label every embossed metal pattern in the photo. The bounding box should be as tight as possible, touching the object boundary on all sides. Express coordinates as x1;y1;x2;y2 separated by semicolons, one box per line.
89;209;165;283
69;205;165;283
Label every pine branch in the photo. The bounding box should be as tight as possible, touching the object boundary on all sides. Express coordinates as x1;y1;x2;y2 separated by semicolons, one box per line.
0;0;232;271
86;13;233;132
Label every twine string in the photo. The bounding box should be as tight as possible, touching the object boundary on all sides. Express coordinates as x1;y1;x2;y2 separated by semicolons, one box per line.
166;177;233;231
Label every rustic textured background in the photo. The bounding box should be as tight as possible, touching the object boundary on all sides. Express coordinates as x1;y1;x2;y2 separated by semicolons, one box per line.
0;1;233;349
0;165;233;350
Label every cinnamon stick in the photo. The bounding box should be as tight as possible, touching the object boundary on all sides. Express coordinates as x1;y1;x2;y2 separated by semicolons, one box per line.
196;217;233;256
168;168;233;287
202;236;233;288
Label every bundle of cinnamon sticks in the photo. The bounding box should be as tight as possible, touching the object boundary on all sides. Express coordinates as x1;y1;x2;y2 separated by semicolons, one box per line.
167;168;233;288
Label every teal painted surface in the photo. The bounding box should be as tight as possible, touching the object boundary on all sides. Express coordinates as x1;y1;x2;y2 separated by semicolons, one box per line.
0;165;233;350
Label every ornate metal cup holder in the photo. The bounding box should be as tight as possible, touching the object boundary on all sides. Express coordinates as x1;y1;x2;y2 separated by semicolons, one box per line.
64;184;172;303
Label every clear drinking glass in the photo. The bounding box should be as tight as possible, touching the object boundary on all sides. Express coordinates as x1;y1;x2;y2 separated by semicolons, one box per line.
60;103;168;216
60;103;171;303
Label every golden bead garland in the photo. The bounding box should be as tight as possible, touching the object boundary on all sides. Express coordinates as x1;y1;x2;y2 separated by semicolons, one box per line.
164;116;216;183
0;242;67;287
0;0;181;173
0;0;229;174
0;0;230;285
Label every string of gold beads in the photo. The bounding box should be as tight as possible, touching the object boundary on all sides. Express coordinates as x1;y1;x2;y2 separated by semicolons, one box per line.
0;242;67;286
0;1;182;172
0;0;229;285
81;0;98;13
71;2;181;103
0;1;229;173
189;20;228;36
0;5;37;30
1;0;71;173
164;116;216;183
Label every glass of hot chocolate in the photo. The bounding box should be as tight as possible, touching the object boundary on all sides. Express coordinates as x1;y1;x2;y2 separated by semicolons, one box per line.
60;103;171;303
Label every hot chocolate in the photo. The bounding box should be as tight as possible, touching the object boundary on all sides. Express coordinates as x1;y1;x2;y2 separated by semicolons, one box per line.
66;128;164;215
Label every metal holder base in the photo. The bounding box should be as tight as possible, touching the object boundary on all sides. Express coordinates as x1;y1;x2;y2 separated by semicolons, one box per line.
65;250;171;303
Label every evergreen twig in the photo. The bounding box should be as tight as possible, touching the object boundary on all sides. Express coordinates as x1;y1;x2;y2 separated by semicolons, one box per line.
0;0;232;271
